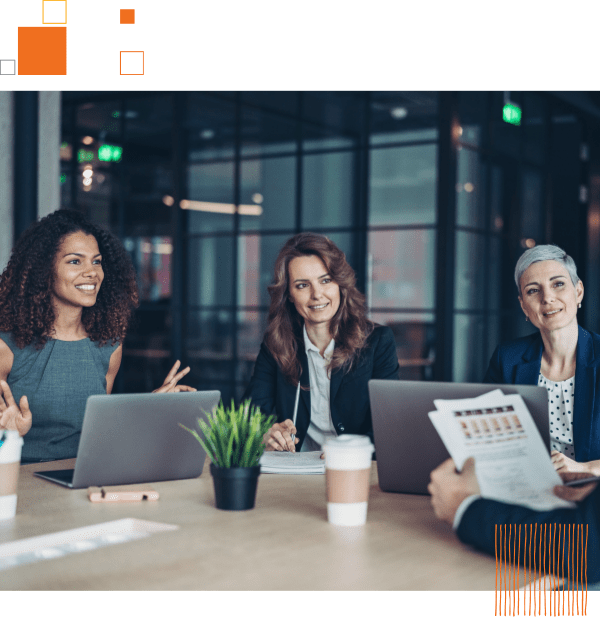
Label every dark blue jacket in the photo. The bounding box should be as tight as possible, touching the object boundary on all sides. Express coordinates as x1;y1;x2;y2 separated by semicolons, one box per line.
242;324;399;449
457;486;600;582
483;325;600;463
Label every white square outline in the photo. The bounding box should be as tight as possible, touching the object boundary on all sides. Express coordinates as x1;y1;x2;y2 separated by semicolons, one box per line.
0;60;16;75
120;51;144;76
43;0;67;25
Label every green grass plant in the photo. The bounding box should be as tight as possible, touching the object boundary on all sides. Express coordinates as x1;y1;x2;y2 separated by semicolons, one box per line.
180;399;275;468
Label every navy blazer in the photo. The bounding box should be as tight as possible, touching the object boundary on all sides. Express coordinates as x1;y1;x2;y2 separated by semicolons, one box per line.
457;486;600;582
242;324;400;449
483;325;600;463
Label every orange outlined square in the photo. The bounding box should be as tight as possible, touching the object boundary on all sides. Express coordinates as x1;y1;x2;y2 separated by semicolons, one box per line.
119;51;144;75
18;27;66;75
120;9;135;24
42;0;67;24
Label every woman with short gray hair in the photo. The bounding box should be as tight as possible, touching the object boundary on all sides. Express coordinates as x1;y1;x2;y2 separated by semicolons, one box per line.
484;244;600;476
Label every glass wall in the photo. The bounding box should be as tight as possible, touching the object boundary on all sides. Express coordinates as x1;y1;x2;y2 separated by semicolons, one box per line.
367;93;438;379
59;91;593;395
451;92;588;382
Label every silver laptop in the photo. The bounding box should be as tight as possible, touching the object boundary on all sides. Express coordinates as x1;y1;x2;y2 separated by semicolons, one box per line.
34;391;221;489
369;380;550;495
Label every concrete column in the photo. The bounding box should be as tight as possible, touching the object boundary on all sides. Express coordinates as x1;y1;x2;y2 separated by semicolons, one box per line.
38;91;62;219
0;92;14;272
14;92;38;240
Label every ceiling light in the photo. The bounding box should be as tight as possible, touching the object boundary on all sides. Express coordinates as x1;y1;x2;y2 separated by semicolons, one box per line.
521;238;536;249
390;107;408;120
251;193;264;204
179;200;263;216
180;200;236;214
464;182;474;193
82;136;94;145
154;243;173;255
163;195;175;207
82;169;93;178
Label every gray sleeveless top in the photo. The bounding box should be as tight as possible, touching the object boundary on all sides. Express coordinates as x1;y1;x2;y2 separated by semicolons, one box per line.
0;332;119;462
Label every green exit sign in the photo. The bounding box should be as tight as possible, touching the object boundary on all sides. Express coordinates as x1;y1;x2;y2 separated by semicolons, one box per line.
503;103;522;126
77;149;94;162
98;144;123;162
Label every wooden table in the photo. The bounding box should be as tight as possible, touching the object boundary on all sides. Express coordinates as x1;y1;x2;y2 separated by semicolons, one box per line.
0;458;497;591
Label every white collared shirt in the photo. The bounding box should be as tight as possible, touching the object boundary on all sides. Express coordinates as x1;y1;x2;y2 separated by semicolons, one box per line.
301;325;337;451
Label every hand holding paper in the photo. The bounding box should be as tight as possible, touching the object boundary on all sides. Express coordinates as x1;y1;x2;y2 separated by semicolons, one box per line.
428;389;575;511
428;457;480;524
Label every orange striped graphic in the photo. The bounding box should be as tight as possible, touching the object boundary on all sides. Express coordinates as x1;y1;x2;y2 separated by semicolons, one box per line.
493;523;587;615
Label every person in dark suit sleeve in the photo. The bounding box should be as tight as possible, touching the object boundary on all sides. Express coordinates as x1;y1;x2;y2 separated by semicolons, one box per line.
243;233;400;453
428;458;600;584
484;244;600;476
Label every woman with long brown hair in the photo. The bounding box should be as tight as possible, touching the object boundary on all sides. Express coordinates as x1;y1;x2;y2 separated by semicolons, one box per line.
0;209;194;463
243;232;399;452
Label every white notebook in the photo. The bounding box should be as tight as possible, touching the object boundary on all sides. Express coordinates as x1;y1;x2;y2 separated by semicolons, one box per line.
259;451;325;474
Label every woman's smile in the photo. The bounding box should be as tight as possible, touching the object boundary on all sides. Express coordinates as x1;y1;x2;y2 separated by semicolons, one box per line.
75;284;98;293
543;308;562;317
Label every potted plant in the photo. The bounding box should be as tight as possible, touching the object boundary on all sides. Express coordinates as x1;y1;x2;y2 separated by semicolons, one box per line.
180;399;274;511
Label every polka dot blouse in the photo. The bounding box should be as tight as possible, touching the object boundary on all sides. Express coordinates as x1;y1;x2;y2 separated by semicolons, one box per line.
538;373;575;458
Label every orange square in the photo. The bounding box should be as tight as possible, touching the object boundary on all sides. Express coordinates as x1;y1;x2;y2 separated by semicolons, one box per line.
18;27;66;75
120;9;135;24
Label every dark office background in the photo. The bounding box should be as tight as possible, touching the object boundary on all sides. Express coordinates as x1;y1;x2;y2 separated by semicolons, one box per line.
15;91;600;400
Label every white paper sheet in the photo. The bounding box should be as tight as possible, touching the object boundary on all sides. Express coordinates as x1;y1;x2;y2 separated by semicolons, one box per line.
260;451;325;474
433;388;509;413
0;518;178;572
429;390;574;511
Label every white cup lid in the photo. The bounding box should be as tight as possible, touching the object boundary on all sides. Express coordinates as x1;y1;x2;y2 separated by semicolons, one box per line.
324;434;373;451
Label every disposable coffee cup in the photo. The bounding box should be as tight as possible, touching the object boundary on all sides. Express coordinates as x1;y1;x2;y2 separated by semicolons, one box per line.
323;434;374;526
0;431;24;521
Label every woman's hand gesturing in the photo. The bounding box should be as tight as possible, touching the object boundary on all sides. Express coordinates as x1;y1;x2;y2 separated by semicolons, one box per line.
0;380;33;437
153;360;197;393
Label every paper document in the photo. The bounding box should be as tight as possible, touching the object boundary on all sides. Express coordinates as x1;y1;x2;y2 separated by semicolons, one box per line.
260;451;325;474
0;518;178;572
428;389;574;511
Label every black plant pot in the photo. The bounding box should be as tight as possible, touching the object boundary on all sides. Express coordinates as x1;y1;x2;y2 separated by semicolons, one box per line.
209;464;261;511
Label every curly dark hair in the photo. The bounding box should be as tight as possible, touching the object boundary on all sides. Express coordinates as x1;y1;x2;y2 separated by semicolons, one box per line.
265;232;374;385
0;209;139;349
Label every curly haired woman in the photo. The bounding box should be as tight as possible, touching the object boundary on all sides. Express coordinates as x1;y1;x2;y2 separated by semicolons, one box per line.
243;232;400;453
0;210;194;463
